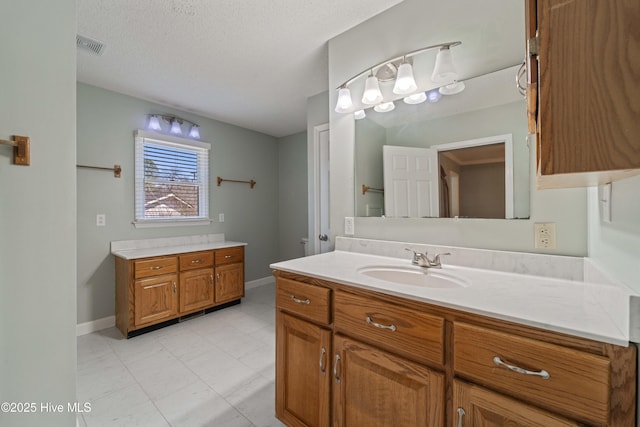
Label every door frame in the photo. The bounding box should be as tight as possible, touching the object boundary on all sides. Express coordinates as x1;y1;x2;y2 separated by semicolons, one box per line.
310;123;330;255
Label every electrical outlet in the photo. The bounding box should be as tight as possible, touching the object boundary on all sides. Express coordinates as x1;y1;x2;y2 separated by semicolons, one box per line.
344;217;355;235
218;213;225;222
534;222;556;249
96;214;106;227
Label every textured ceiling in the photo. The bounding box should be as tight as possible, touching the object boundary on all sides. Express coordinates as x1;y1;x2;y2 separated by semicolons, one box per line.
76;0;404;137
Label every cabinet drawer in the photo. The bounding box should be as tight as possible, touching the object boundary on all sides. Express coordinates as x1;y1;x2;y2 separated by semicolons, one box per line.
453;322;610;425
334;290;444;366
179;251;214;271
215;246;244;265
277;278;331;325
134;256;178;279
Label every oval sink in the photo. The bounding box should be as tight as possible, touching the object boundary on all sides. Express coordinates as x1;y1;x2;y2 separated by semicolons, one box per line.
358;265;468;288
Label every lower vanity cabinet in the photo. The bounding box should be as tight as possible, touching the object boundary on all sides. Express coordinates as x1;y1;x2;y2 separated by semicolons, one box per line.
333;334;444;427
116;245;245;337
179;251;215;314
273;271;637;427
214;246;245;303
276;277;332;427
453;380;579;427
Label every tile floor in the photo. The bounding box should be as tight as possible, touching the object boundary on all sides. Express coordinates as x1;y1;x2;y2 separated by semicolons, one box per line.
76;282;285;427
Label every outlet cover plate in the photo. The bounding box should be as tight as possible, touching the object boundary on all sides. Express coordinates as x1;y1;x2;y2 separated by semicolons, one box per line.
344;217;355;235
534;222;556;249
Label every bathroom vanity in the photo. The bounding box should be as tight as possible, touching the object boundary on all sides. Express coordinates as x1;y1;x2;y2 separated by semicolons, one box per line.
111;234;245;338
271;238;637;426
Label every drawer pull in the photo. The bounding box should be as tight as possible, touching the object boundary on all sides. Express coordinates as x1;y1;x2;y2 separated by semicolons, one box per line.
290;295;310;305
190;259;202;264
366;316;397;332
224;255;232;259
149;266;162;270
493;356;550;380
334;354;341;383
319;347;327;376
456;408;465;427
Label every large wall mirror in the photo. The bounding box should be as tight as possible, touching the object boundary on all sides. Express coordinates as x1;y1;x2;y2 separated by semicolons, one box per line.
355;66;529;219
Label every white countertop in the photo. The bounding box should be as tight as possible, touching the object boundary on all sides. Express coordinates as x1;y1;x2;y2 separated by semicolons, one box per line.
271;250;634;346
110;234;246;260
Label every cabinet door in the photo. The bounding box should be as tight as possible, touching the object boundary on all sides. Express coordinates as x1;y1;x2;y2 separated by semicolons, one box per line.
214;263;244;303
276;312;331;427
332;334;444;427
536;0;640;187
179;267;214;314
453;380;579;427
134;273;178;326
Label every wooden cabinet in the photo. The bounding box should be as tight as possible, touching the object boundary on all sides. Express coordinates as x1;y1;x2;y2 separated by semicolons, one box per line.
333;334;444;427
115;245;245;337
453;380;579;427
214;246;245;303
134;273;178;327
273;271;636;427
276;311;331;427
527;0;640;188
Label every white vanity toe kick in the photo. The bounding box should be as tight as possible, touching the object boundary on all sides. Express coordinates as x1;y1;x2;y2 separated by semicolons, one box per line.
270;250;632;346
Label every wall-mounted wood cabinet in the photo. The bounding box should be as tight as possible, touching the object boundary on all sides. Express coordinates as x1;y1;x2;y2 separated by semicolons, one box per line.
115;246;244;337
527;0;640;189
274;270;636;426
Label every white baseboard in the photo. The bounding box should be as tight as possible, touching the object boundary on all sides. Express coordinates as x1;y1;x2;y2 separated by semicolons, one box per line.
76;315;115;336
76;278;274;336
245;276;275;290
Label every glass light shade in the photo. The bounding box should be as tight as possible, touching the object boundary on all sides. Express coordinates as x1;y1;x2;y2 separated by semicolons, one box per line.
431;47;457;82
393;62;418;95
362;75;383;105
438;81;466;95
335;87;354;113
354;109;366;120
427;89;442;103
403;92;427;105
170;119;182;135
148;115;162;131
189;125;200;139
374;101;395;113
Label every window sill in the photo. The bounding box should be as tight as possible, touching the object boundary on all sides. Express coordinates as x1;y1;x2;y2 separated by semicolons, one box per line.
133;218;212;229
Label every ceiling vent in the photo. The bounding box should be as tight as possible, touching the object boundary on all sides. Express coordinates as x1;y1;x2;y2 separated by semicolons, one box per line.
76;34;106;56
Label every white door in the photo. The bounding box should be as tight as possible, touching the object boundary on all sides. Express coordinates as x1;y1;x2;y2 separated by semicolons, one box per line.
312;124;331;254
383;145;439;218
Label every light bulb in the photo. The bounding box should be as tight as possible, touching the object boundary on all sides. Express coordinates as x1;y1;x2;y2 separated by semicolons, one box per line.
189;125;200;139
148;115;161;131
354;110;366;120
393;62;418;95
335;87;354;113
362;75;383;105
170;119;182;135
431;47;457;82
374;102;395;113
427;89;442;103
403;92;427;105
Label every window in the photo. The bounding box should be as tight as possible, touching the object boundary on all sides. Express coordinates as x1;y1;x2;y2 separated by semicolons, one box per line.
134;130;210;227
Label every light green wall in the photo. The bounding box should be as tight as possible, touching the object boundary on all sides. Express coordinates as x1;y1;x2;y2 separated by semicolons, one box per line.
327;0;588;255
77;83;281;324
278;132;308;260
0;1;77;426
588;175;640;292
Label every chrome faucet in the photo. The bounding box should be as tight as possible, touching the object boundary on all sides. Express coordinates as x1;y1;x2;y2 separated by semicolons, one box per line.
405;248;450;269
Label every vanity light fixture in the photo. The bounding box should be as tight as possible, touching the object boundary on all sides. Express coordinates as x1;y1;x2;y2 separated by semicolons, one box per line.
334;41;461;114
146;114;201;139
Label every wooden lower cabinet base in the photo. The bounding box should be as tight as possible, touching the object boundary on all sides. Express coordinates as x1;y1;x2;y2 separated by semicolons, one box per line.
125;299;240;338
